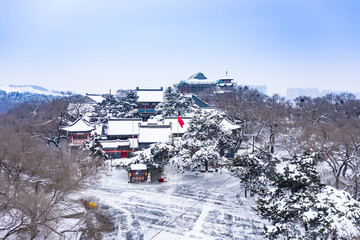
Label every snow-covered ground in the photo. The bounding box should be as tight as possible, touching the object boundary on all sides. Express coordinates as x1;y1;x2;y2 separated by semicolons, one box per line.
84;166;266;240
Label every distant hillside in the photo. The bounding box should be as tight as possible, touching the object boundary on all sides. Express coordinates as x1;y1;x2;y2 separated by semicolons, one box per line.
0;85;74;114
0;84;73;96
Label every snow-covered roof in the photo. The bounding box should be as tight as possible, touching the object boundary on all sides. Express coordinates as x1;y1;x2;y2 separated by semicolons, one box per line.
107;119;142;136
218;73;234;80
137;89;163;102
61;118;94;132
220;118;241;131
182;79;217;85
164;117;192;134
100;138;138;149
85;94;105;103
218;83;236;87
189;72;208;80
191;95;212;108
138;125;172;143
130;164;147;170
100;140;130;148
179;72;217;85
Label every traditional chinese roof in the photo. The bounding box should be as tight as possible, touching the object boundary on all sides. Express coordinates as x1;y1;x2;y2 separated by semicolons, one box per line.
178;72;217;85
190;95;214;109
138;125;172;143
220;118;241;130
218;72;234;81
130;164;147;170
83;94;105;104
188;72;208;80
60;118;95;132
218;83;236;87
106;118;142;136
136;88;164;103
99;139;138;149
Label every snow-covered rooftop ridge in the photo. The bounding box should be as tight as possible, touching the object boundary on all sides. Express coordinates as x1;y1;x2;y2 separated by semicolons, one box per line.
107;118;142;136
218;72;234;80
100;140;130;148
130;163;147;170
0;84;71;96
136;88;164;102
179;72;236;85
220;118;241;130
60;118;95;132
188;72;208;80
138;125;172;143
182;79;217;85
85;94;105;103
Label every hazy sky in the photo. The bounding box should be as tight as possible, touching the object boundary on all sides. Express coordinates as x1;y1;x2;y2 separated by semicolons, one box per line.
1;0;359;96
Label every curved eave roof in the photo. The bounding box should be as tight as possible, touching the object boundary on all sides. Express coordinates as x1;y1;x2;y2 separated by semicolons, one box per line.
61;119;94;132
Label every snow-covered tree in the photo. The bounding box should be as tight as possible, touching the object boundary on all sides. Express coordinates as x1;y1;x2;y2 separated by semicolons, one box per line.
94;95;120;120
180;109;233;171
254;152;360;240
155;87;194;117
129;143;174;169
93;91;140;120
233;148;279;196
119;90;141;118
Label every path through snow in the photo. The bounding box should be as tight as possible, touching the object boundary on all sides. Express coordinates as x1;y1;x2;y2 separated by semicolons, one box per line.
84;166;266;240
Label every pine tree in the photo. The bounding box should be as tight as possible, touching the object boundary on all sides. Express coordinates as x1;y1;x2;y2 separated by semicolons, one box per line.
180;109;233;171
233;148;279;196
155;87;194;117
130;143;174;169
118;90;141;118
94;95;121;120
254;152;360;240
93;91;140;121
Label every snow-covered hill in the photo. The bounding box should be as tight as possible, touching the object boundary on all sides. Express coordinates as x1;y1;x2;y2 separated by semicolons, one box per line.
0;84;71;96
0;85;75;113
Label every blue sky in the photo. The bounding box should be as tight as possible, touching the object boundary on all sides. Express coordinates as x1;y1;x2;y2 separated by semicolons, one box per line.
1;0;359;96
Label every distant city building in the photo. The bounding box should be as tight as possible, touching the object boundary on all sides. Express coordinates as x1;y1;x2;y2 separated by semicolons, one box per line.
247;85;268;95
287;88;321;99
287;88;360;100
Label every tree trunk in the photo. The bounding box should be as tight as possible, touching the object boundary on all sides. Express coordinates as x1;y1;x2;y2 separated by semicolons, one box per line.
270;131;275;154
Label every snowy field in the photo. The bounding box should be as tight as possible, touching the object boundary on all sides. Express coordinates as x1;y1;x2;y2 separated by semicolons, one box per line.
84;166;266;240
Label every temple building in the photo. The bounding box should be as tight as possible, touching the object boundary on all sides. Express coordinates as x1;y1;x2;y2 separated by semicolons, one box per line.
136;87;164;120
175;72;216;94
176;72;236;95
216;72;237;92
138;119;172;150
60;118;95;146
